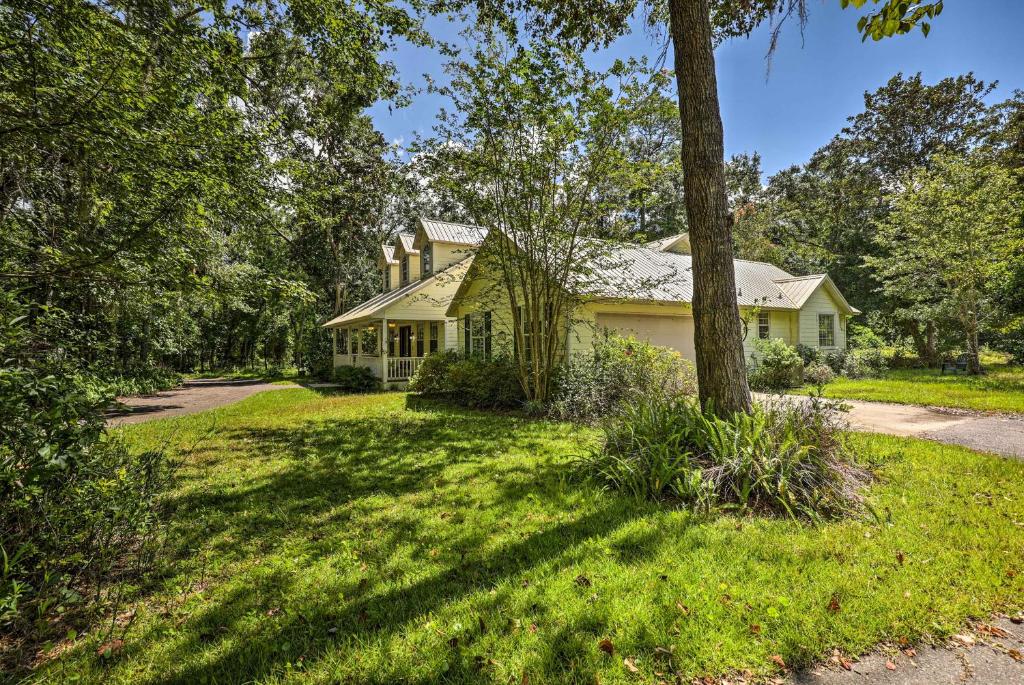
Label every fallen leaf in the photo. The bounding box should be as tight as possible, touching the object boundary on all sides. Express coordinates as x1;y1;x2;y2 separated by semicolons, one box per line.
827;595;841;613
896;550;905;565
749;623;762;635
1010;615;1023;625
96;639;124;658
839;657;853;671
675;602;690;615
623;657;640;673
599;638;614;655
903;648;917;657
575;574;592;588
977;623;1010;638
770;654;786;670
1008;649;1022;662
885;660;896;671
528;623;538;634
266;607;281;617
952;634;975;647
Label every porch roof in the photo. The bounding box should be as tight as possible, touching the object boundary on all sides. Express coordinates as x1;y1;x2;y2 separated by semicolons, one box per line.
322;257;470;328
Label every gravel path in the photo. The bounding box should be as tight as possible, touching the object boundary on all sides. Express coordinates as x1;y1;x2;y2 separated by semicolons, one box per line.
106;378;298;426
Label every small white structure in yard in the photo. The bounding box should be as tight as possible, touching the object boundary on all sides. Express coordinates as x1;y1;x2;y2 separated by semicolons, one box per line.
322;218;487;387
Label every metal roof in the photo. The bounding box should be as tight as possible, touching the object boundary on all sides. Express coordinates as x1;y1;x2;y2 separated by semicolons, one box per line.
574;243;803;309
398;232;418;255
419;218;488;245
381;244;397;265
645;233;691;254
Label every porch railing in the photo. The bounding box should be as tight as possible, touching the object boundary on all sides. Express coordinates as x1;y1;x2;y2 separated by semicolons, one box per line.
388;356;424;380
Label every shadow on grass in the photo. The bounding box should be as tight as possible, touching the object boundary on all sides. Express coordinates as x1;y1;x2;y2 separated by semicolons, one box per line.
114;396;652;684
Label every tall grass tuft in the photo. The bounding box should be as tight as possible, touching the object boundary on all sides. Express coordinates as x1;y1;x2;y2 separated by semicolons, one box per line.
579;394;867;520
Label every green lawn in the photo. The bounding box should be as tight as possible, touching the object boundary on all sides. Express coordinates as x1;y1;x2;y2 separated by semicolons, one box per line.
37;390;1024;684
795;363;1024;413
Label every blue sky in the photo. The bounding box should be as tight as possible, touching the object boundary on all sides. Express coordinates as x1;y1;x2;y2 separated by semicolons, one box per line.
369;1;1024;178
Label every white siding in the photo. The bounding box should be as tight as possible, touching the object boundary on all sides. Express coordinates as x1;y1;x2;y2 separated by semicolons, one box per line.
797;286;847;350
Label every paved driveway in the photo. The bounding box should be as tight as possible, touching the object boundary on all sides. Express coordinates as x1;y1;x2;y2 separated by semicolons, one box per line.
106;378;298;426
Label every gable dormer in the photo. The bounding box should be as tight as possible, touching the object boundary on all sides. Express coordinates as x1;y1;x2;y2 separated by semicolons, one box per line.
393;232;420;285
646;233;691;254
412;218;488;277
379;243;399;292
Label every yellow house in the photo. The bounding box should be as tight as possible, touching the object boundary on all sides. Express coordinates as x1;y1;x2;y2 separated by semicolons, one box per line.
445;229;860;363
322;218;486;385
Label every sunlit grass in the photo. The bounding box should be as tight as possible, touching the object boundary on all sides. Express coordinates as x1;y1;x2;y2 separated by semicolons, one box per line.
36;390;1024;684
794;363;1024;413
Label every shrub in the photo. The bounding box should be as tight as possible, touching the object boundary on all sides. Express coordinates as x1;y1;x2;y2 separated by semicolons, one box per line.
333;365;381;393
795;344;820;366
748;338;804;391
804;362;835;387
549;334;697;422
104;365;181;397
408;352;525;409
847;322;885;350
822;349;847;375
842;347;887;378
578;394;865;520
0;366;169;649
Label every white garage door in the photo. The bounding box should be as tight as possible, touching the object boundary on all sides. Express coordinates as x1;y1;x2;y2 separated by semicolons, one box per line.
595;313;696;362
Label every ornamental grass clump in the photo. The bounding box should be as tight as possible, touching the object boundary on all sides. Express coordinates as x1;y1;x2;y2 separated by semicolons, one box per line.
580;394;867;520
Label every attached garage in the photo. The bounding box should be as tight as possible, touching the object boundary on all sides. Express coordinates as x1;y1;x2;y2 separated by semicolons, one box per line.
595;312;696;362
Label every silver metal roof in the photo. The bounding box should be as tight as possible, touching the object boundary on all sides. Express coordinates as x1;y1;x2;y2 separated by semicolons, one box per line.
398;232;418;255
419;218;488;245
575;243;805;309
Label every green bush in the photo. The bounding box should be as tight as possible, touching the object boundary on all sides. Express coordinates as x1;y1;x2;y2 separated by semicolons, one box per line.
804;362;835;387
822;349;848;375
795;344;820;366
847;322;886;350
333;366;381;393
579;394;865;520
843;348;888;378
408;352;525;409
104;365;181;397
550;334;697;422
748;339;804;391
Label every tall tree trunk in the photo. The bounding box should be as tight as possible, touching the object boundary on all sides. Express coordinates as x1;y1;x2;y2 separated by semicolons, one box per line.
668;0;752;415
925;320;937;367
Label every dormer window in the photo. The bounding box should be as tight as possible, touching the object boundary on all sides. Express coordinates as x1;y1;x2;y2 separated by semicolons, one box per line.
422;243;433;276
384;268;391;292
401;256;409;284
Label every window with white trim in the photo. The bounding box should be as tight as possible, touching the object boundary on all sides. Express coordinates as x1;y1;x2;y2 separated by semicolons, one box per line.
384;268;391;291
416;322;425;357
757;311;770;340
401;256;409;285
429;321;439;354
464;312;491;357
337;329;348;354
818;314;836;347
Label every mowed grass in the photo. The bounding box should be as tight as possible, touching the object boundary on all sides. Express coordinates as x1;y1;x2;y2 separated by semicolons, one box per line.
794;363;1024;413
37;390;1024;684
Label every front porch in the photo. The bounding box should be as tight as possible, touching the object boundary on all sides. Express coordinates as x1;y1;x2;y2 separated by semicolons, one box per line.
331;317;451;384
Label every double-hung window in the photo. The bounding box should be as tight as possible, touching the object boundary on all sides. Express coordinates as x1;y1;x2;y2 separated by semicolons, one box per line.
818;314;836;347
384;268;391;291
757;311;770;340
416;323;425;357
337;329;348;355
464;312;491;357
516;303;553;364
421;243;433;276
401;256;409;285
429;321;439;354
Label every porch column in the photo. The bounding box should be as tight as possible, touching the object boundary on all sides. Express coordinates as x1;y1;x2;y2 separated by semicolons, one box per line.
381;316;389;382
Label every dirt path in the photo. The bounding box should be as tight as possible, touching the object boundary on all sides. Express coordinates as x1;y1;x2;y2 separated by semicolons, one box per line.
106;378;298;426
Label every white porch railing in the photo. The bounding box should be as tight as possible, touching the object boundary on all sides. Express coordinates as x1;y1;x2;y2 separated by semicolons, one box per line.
388;356;424;380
